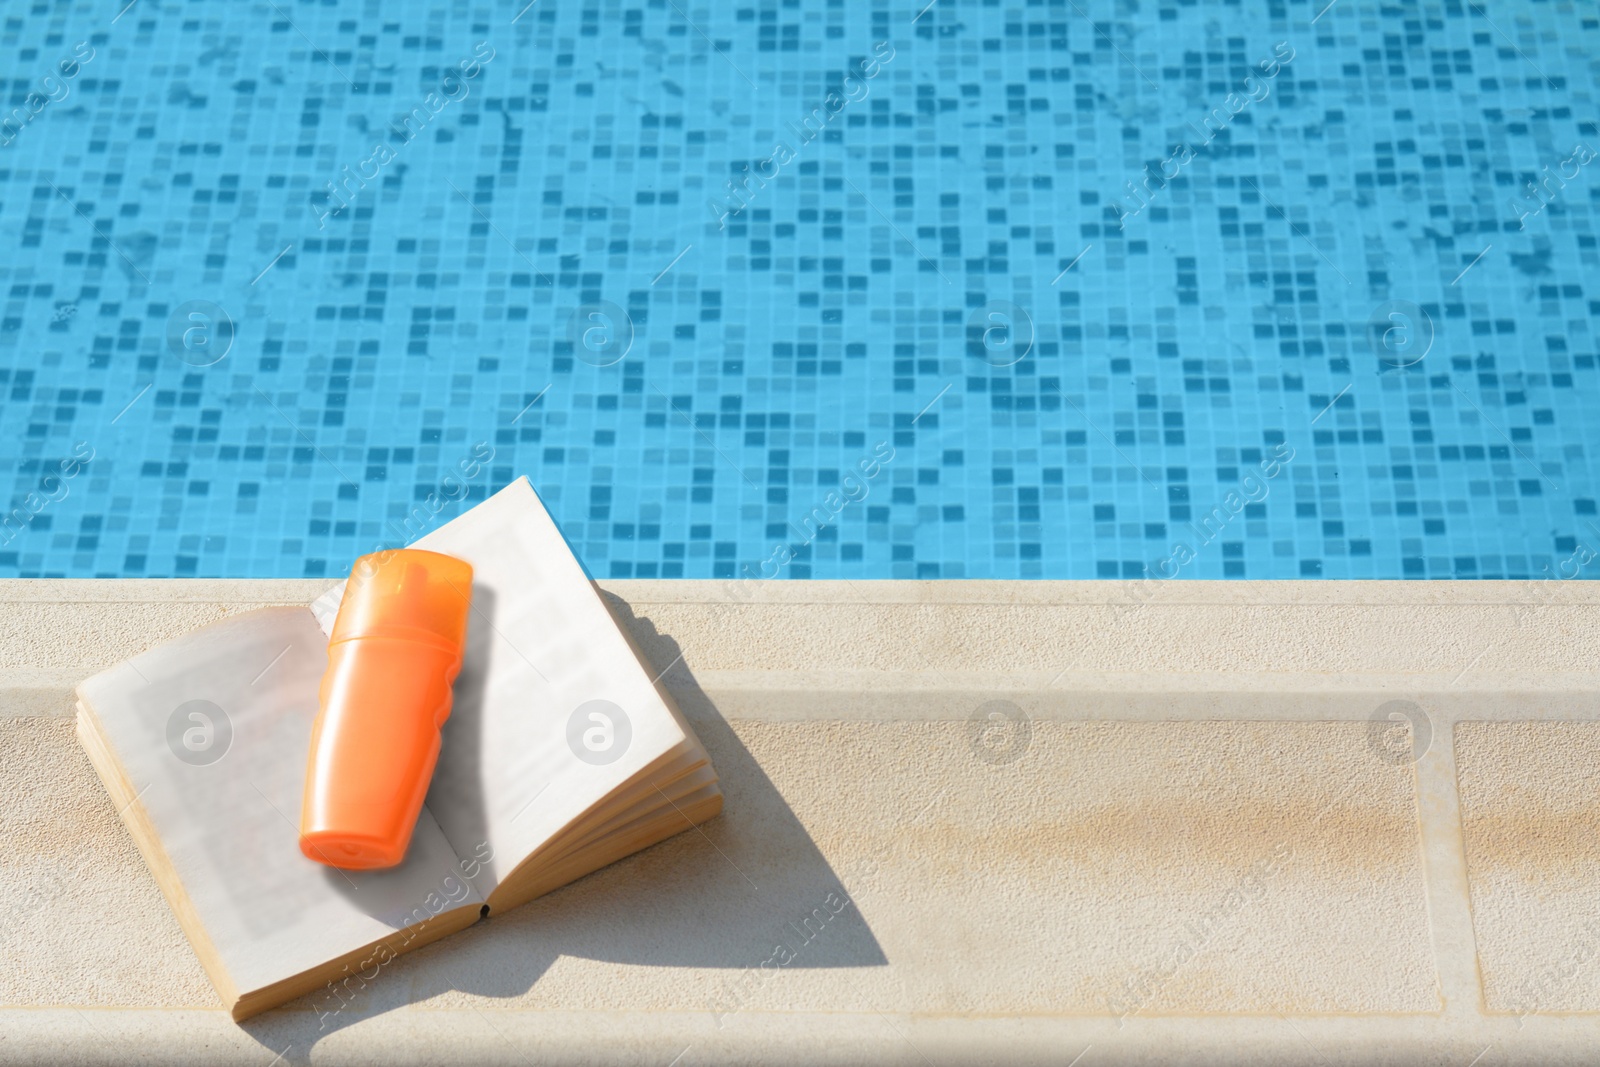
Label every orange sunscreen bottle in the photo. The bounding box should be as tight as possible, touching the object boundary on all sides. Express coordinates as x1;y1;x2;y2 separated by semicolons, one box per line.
299;549;473;870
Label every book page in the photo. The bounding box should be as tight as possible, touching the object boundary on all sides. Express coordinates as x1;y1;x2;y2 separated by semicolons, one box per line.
77;606;484;997
310;477;691;894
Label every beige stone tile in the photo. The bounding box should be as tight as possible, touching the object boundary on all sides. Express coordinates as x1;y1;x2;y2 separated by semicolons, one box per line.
416;718;1437;1017
1457;721;1600;1014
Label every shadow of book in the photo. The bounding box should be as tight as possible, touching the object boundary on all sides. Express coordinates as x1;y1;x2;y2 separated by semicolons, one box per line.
243;590;886;1055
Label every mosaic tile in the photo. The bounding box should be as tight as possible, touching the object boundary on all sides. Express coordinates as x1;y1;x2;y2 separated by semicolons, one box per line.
0;0;1595;579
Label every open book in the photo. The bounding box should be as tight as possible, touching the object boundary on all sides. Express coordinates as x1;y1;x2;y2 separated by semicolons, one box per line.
75;478;721;1021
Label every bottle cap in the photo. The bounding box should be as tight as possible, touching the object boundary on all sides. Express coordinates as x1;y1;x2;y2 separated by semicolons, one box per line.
331;549;473;649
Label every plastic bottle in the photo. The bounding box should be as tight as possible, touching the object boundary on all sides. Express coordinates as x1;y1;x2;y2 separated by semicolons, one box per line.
300;549;473;870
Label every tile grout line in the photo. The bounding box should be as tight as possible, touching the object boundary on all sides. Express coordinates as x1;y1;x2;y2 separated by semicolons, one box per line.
1413;714;1484;1019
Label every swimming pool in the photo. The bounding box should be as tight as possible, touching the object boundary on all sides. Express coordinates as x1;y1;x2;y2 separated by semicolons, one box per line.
0;0;1595;580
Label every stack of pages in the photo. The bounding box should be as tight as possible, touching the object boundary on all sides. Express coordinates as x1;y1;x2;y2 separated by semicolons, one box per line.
76;478;721;1020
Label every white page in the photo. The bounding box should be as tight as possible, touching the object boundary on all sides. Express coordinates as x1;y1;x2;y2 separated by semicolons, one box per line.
310;477;689;893
78;607;482;997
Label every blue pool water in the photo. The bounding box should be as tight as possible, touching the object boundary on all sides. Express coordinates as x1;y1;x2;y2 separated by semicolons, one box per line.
1;0;1597;580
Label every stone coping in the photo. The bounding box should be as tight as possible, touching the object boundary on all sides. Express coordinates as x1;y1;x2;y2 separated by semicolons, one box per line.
2;580;1599;1065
